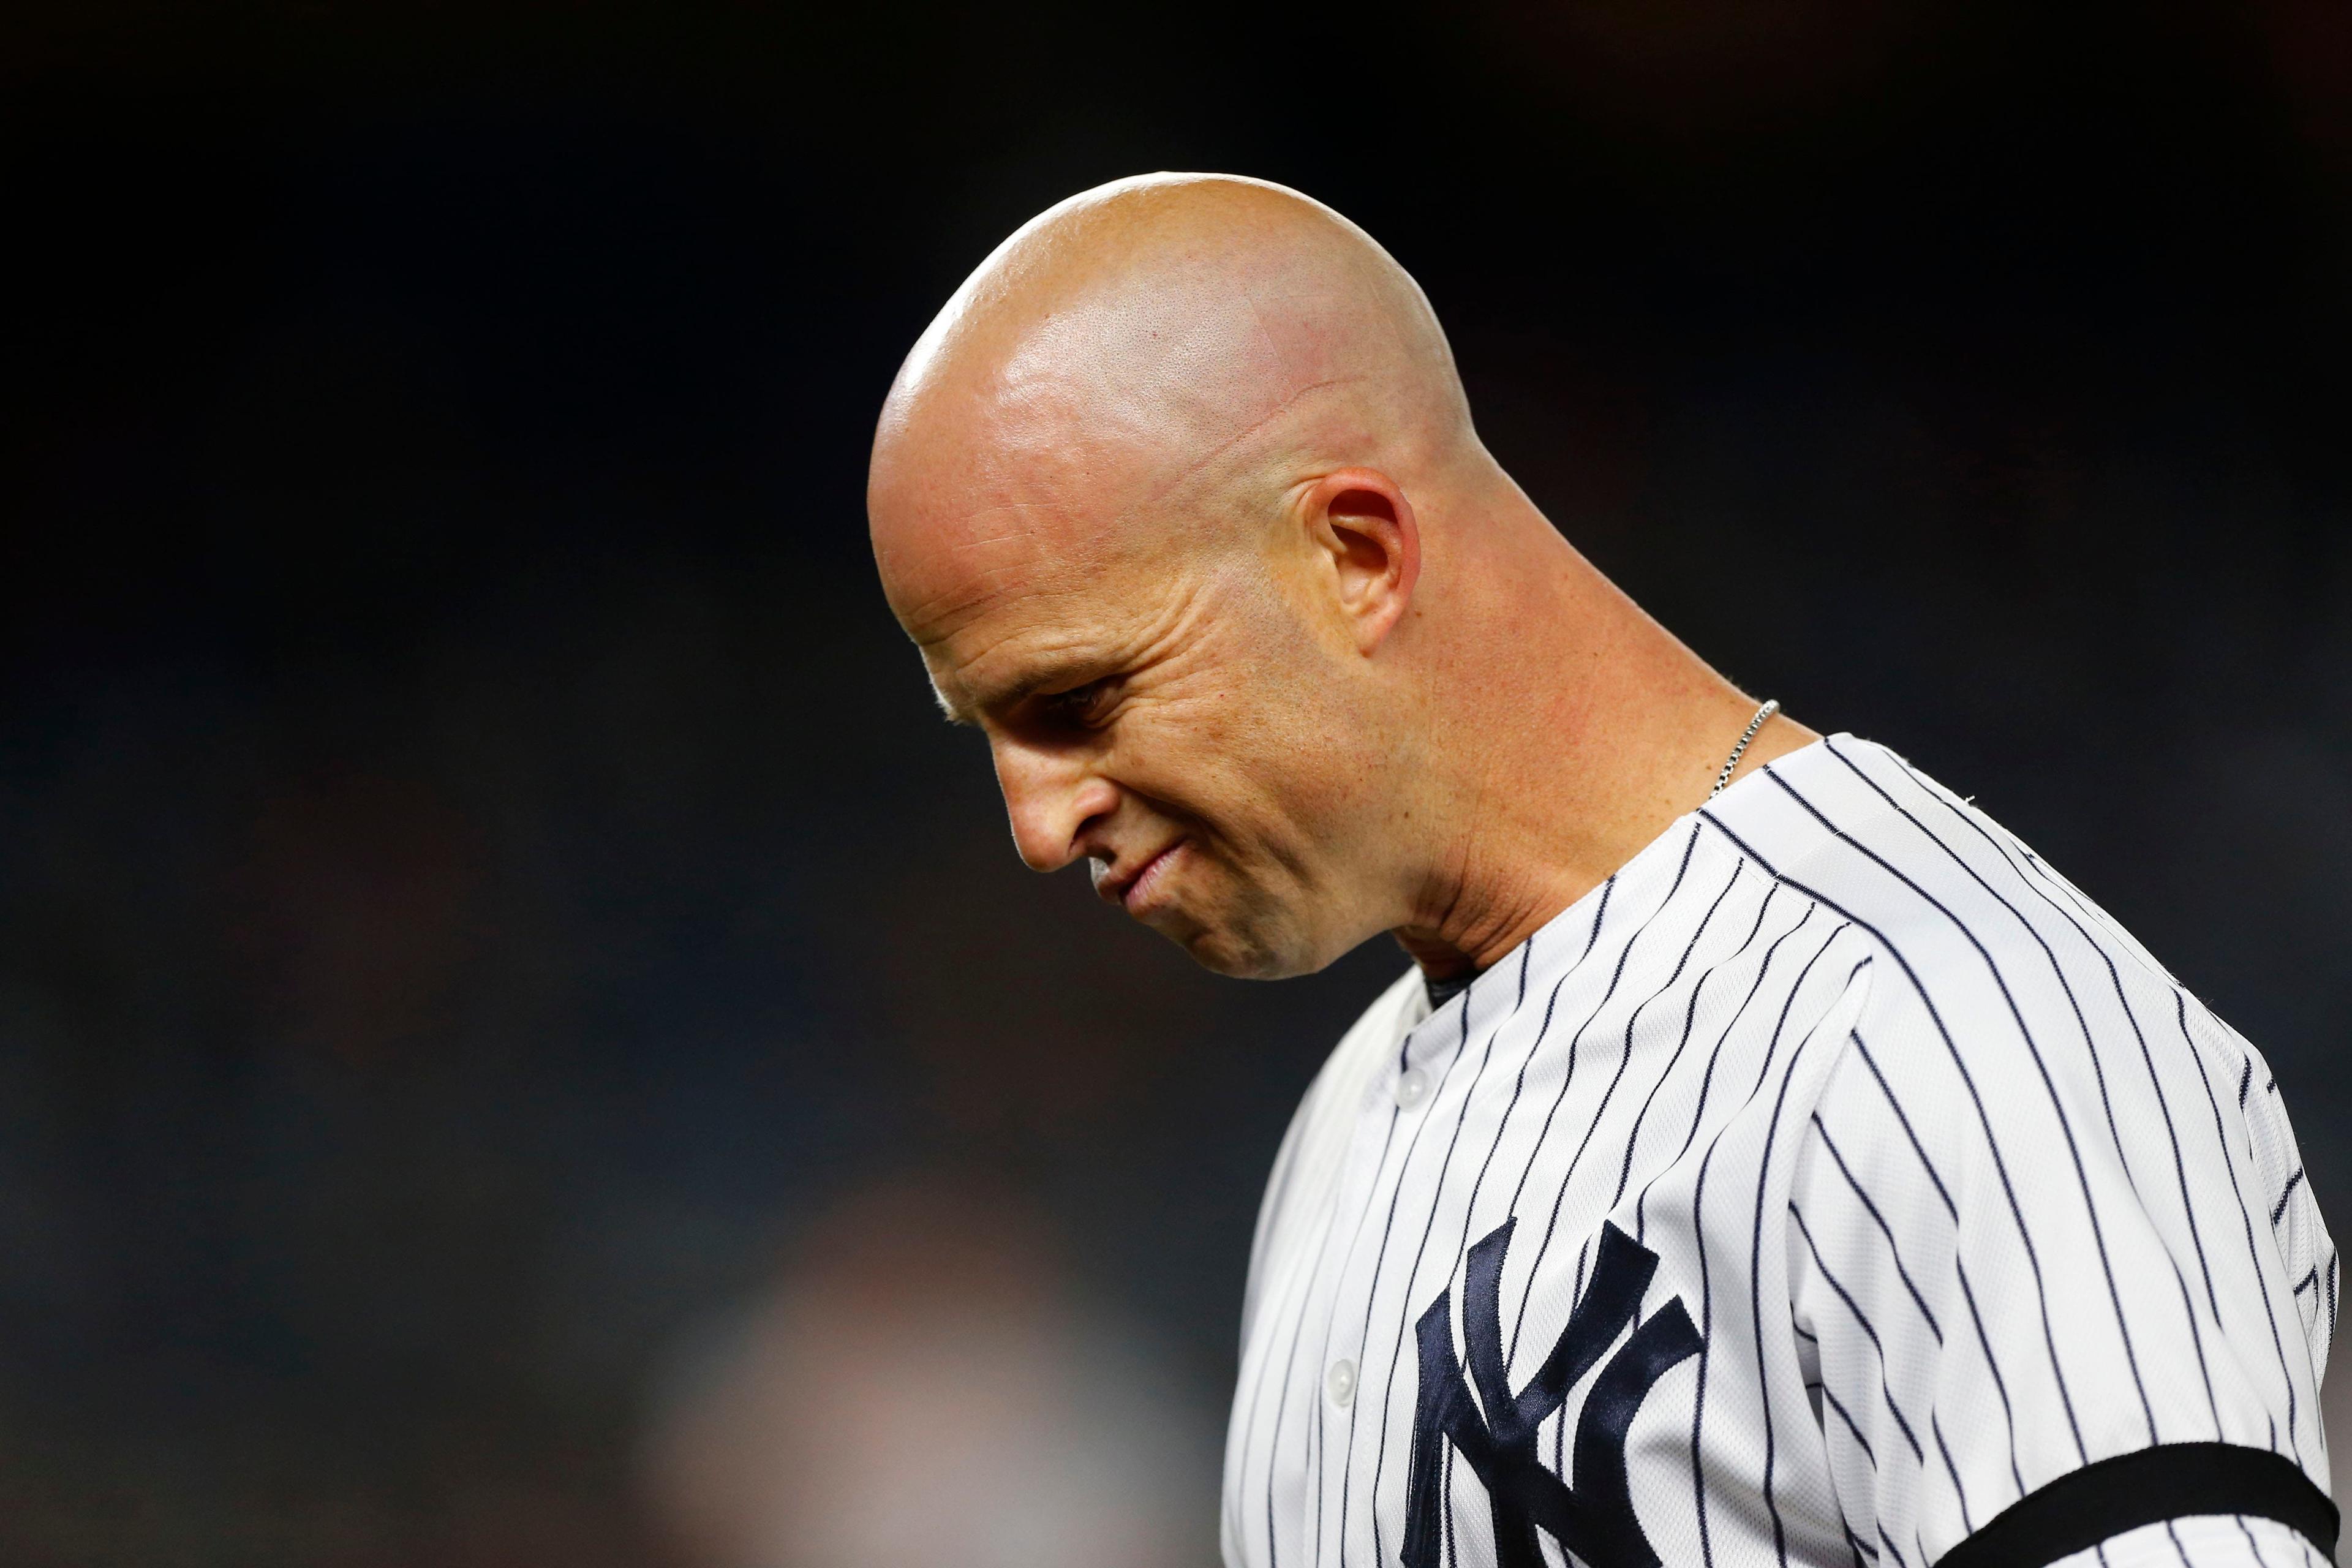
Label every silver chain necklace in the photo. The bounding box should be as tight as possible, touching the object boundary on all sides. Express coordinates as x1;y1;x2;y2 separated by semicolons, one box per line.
1709;699;1781;799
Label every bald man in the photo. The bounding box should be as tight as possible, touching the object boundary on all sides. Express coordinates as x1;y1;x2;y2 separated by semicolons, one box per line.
868;176;2335;1568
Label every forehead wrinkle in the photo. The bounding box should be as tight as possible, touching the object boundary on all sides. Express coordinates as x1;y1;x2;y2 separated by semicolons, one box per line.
934;551;1213;723
889;501;1107;646
930;619;1107;721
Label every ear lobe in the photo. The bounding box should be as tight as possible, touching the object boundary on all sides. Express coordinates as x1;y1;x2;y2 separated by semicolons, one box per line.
1305;469;1420;655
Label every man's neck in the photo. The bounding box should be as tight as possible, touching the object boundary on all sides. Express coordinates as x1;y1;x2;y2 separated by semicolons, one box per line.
1389;526;1817;982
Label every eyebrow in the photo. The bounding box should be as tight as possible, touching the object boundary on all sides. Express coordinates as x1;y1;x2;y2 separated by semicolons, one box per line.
935;654;1110;727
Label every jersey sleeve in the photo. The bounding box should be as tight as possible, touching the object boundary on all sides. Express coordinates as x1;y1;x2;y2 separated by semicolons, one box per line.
1783;960;2337;1568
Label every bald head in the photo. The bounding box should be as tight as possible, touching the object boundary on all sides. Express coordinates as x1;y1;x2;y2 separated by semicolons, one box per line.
860;173;1716;982
869;174;1482;654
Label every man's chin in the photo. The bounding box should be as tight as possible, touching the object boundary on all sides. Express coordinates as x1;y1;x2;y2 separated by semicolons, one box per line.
1167;914;1322;982
1133;875;1334;979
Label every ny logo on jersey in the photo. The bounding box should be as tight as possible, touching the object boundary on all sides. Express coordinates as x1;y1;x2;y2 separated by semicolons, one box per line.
1402;1218;1702;1568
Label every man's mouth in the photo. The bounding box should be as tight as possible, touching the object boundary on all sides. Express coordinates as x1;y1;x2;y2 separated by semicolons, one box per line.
1100;839;1186;914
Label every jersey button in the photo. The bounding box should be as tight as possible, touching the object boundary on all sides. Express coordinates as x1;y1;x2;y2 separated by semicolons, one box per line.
1325;1359;1357;1407
1393;1068;1430;1110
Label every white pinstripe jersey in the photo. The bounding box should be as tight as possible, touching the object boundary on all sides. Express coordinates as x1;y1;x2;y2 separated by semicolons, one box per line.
1221;736;2337;1568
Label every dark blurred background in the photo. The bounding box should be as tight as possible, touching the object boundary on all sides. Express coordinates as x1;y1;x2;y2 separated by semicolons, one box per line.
2;1;2348;1563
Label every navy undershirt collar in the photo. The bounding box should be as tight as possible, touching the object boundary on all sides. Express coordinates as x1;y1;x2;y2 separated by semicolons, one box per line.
1422;968;1478;1010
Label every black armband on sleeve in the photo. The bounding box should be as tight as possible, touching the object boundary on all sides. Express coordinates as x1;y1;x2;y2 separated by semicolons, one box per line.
1937;1444;2337;1568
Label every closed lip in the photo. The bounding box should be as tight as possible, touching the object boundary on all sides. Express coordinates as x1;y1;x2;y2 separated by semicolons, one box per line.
1099;839;1186;913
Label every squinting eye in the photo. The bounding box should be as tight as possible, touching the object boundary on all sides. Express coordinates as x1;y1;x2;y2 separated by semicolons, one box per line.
1044;680;1116;726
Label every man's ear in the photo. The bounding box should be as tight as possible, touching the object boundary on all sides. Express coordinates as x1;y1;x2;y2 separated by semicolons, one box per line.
1298;468;1420;655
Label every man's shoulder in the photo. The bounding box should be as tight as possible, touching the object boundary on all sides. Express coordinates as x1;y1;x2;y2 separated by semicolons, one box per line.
1706;734;2144;1006
1713;735;2232;1137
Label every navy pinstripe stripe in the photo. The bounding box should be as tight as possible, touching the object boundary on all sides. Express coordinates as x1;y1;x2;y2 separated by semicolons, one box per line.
1807;1115;1942;1343
1231;1210;1308;1553
1822;1378;1876;1466
1687;917;1847;1568
1395;884;1620;1559
1632;887;1804;1246
1686;909;1831;1568
1789;1199;1925;1464
1305;998;1487;1564
1548;867;1789;1482
1330;997;1480;1568
1902;755;2233;1340
1348;884;1618;1551
1245;1112;1341;1336
1238;1064;1384;1562
1554;862;1752;1348
2003;823;2295;1476
1931;1412;1972;1534
1491;824;1705;1365
1258;1248;1317;1564
1613;864;1761;1218
1512;832;1719;1357
2271;1169;2304;1228
2174;987;2309;1468
1697;802;2093;1464
1818;744;2168;1444
1765;766;2162;1446
1845;1030;2027;1498
1749;956;1866;1568
1287;999;1447;1566
1231;1072;1359;1555
1929;788;2231;1438
1556;858;1748;1333
1833;749;2236;1455
1363;982;1512;1568
1416;899;1603;1355
1272;1093;1409;1568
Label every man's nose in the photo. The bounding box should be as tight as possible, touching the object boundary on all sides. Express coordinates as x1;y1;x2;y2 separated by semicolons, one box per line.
990;739;1118;873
